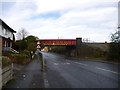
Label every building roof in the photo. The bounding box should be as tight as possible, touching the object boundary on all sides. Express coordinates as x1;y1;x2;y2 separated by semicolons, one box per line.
0;19;16;33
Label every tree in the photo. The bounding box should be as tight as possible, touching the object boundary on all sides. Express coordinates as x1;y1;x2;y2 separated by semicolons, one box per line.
27;43;36;52
20;39;28;51
25;35;39;52
17;28;28;40
40;41;44;49
25;35;40;59
25;35;38;44
108;30;120;61
111;30;120;43
14;35;39;52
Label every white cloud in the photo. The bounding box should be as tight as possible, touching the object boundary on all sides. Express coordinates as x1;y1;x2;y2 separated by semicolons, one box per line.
34;0;117;14
0;0;119;42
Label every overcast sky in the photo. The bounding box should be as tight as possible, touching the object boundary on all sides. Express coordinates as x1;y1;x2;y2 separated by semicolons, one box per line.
0;0;119;42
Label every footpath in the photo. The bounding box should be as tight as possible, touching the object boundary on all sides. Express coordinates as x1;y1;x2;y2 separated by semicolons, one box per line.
3;58;45;88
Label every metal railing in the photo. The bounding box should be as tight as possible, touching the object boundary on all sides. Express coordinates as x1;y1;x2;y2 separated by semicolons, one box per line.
10;47;19;54
3;47;19;53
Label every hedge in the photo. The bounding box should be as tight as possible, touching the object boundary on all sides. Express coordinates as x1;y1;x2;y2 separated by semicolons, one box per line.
0;56;12;68
9;53;30;65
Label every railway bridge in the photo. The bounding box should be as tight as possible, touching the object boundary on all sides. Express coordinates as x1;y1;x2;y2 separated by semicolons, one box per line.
38;38;82;46
37;38;82;54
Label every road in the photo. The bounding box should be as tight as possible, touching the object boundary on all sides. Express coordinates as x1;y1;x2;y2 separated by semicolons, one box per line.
3;51;119;88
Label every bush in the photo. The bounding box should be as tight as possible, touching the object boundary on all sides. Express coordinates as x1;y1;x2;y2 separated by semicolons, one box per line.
9;53;29;65
10;53;28;57
2;51;12;57
77;44;106;58
21;50;30;55
108;43;120;61
108;31;120;62
0;56;12;68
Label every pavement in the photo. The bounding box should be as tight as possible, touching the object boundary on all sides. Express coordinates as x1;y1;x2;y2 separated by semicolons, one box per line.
2;51;119;88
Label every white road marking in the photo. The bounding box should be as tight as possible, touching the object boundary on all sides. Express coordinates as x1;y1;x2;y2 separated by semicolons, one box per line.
74;62;88;66
96;67;120;75
54;63;58;65
65;63;70;64
43;72;50;88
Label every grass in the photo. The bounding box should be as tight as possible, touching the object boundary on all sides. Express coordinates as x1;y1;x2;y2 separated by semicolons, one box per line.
9;53;30;65
10;53;28;57
76;55;120;64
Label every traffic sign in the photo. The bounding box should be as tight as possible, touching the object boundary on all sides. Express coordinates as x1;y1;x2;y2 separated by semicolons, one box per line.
37;45;41;49
37;41;40;45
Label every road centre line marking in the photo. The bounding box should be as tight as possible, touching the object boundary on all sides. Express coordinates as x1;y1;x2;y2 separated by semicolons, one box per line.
74;62;88;66
96;67;120;75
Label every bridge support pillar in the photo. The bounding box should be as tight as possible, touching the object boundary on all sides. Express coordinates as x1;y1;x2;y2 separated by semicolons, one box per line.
76;38;82;56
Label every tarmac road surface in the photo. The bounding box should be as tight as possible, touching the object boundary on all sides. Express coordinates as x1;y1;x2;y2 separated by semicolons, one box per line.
3;51;119;88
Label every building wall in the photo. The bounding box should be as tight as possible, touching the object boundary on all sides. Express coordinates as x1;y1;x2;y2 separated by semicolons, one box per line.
0;25;14;49
2;37;12;47
0;36;2;56
0;25;2;36
0;25;14;41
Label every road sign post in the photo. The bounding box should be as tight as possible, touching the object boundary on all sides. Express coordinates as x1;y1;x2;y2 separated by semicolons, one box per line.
37;41;41;50
36;41;46;72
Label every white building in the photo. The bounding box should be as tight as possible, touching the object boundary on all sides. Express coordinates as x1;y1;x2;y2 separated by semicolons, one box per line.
118;27;120;42
0;19;17;52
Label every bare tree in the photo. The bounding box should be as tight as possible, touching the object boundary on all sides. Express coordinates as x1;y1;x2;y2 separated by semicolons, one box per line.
17;28;28;40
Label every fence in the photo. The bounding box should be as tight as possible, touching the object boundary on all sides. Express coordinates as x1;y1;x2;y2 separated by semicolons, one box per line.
0;64;13;89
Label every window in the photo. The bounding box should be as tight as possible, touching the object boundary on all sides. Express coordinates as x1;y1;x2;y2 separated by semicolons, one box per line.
3;28;7;35
7;30;10;36
10;32;13;38
10;42;12;47
4;41;7;47
2;28;5;34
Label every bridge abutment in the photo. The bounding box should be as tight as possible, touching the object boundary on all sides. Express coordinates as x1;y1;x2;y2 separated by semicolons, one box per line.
76;38;82;56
